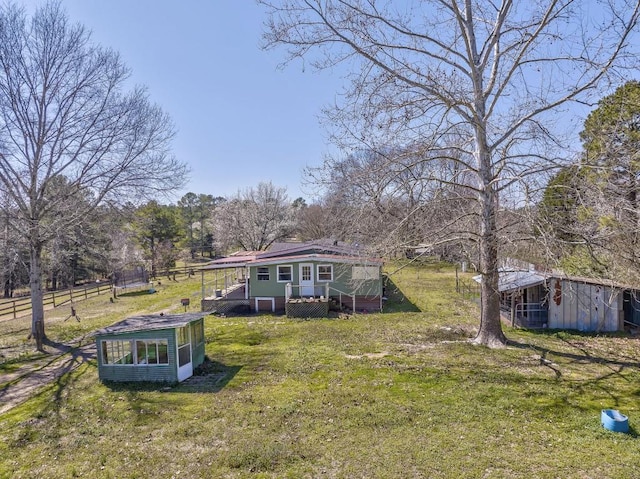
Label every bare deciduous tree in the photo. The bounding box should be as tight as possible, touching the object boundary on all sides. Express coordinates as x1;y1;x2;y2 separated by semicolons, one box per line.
261;0;640;347
0;2;187;350
215;182;294;252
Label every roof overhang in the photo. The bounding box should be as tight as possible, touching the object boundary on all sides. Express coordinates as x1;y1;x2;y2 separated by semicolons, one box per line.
248;253;383;267
473;270;549;293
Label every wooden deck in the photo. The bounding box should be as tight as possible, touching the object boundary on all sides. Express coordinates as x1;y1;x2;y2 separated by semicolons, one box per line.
204;283;246;300
202;283;250;315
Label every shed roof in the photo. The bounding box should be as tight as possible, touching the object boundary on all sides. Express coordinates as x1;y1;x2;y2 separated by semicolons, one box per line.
472;269;640;293
473;270;549;292
96;312;208;336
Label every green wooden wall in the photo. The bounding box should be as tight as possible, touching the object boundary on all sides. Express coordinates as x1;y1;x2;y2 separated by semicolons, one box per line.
96;318;205;383
249;261;381;299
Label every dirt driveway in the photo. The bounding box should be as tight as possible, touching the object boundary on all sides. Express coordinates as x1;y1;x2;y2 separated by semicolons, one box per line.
0;340;96;415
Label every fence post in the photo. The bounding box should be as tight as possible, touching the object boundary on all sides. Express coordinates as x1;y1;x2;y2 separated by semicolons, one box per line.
13;300;16;319
52;291;56;307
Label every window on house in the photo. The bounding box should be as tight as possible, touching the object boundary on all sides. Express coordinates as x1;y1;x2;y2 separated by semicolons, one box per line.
191;321;204;346
257;267;270;281
177;326;189;347
101;340;133;365
102;341;133;364
352;266;380;280
177;326;191;367
277;265;293;282
158;341;169;363
102;339;169;365
317;264;333;281
135;340;169;365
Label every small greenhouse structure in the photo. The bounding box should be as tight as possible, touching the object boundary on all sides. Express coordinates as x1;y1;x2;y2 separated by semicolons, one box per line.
95;312;207;383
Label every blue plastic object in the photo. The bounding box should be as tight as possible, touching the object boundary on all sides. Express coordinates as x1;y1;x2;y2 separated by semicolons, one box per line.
601;409;629;433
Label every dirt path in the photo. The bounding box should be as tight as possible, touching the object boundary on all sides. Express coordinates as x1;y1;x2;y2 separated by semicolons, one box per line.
0;341;96;415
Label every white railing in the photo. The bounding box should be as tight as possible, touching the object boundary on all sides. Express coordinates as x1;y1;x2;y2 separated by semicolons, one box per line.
284;283;359;312
285;283;330;301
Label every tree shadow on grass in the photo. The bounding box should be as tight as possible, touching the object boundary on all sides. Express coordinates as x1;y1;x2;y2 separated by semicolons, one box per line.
507;332;640;420
101;358;242;395
382;276;421;313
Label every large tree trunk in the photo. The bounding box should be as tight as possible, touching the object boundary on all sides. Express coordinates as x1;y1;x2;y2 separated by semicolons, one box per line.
474;191;507;347
29;243;46;351
473;127;507;347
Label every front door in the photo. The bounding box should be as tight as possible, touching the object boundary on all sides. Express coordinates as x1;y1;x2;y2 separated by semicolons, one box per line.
176;326;192;382
299;263;314;296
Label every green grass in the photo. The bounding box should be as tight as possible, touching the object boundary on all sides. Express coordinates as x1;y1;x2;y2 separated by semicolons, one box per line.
0;273;212;368
1;264;639;478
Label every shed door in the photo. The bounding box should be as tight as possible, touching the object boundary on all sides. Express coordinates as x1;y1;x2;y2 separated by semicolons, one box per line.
299;263;314;296
177;326;192;382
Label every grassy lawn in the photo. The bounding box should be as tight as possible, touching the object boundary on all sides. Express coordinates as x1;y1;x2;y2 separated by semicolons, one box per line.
0;272;209;367
1;263;639;478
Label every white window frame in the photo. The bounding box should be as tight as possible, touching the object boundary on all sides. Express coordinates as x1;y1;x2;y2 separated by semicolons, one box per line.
256;266;270;281
317;264;333;282
254;297;275;312
135;339;169;365
101;339;134;366
101;339;169;366
277;264;293;283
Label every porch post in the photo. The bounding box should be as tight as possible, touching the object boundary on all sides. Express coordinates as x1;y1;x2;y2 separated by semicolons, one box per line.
245;267;249;300
511;292;516;327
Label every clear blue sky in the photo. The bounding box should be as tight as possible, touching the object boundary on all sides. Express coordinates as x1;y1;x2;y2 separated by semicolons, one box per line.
35;1;345;203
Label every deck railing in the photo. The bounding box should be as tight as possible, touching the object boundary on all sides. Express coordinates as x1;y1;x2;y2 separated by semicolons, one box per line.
285;283;330;301
285;283;358;312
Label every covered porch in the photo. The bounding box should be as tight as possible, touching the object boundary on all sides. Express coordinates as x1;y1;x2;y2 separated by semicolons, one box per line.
199;256;252;315
475;270;550;329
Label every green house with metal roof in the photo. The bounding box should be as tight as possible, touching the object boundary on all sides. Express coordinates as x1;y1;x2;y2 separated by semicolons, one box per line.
201;240;384;315
95;312;207;383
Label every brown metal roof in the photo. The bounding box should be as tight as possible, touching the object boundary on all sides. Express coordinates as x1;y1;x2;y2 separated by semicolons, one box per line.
201;240;382;270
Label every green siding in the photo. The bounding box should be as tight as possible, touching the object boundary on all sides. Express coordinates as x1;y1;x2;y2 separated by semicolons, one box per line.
330;263;381;297
250;264;289;297
96;318;205;383
249;261;382;299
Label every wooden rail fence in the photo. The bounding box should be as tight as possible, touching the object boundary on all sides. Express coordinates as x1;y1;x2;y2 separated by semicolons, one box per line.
0;264;212;322
0;282;112;321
